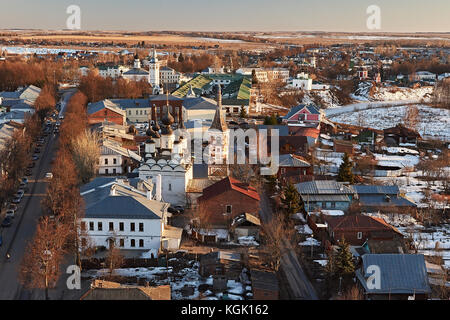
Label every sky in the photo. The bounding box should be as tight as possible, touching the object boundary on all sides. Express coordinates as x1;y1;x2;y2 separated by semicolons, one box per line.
0;0;449;33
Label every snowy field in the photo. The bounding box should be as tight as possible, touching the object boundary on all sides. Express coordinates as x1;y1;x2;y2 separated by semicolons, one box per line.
329;104;450;141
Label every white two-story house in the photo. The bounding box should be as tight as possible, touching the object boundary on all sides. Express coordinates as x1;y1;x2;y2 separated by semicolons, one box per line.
79;177;182;253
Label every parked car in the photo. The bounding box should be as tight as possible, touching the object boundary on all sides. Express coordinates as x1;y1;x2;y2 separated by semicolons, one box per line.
34;148;41;154
1;217;12;227
45;172;53;179
22;177;28;184
8;203;17;211
27;162;35;169
25;169;33;176
6;210;15;219
12;196;21;203
32;155;39;161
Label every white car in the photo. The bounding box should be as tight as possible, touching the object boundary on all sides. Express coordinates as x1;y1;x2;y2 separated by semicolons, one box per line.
45;173;53;179
6;210;15;219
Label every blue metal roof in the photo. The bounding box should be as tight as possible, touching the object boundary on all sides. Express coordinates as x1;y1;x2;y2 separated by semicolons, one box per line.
357;254;431;295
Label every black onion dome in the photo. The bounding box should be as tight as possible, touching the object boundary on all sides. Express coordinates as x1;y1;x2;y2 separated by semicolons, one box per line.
162;105;174;126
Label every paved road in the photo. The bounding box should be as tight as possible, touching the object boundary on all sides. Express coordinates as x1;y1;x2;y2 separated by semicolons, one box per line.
0;91;75;300
259;192;318;300
0;127;58;299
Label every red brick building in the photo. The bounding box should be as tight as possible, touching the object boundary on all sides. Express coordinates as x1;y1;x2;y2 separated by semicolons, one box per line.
87;100;126;126
197;177;261;228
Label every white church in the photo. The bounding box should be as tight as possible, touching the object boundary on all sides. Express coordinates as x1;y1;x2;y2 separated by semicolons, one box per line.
122;49;163;95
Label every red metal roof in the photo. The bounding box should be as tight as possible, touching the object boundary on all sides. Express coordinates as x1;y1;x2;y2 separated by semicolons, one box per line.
325;215;402;235
200;176;260;201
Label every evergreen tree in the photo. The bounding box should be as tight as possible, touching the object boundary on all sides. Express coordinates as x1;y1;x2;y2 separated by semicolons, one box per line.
337;153;355;183
263;114;278;125
282;183;305;218
178;53;184;63
334;238;355;277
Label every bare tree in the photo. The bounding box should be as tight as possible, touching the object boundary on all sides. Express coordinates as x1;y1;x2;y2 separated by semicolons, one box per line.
71;129;100;183
260;213;296;271
105;244;125;278
19;217;69;300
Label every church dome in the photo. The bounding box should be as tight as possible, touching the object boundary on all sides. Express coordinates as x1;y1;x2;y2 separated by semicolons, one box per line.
162;105;175;126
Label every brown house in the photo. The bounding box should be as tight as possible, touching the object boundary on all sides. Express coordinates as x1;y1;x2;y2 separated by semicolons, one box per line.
383;124;421;146
197;176;261;227
277;154;313;184
333;139;354;154
250;269;279;300
324;215;403;246
87;100;126;126
199;251;242;280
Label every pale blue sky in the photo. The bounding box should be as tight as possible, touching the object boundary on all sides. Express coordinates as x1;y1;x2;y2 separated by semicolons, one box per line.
0;0;449;32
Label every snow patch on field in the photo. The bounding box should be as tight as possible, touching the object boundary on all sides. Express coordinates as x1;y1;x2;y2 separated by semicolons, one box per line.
329;104;450;140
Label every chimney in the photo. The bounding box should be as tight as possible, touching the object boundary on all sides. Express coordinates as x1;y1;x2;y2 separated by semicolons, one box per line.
155;174;162;202
110;185;116;196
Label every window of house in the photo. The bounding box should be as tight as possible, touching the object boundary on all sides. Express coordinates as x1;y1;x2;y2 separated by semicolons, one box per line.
331;202;336;209
98;222;102;231
119;239;124;247
322;202;327;209
113;169;116;174
139;239;144;248
357;232;363;240
168;183;172;191
81;221;86;231
130;223;135;232
109;222;114;231
139;223;144;232
89;222;94;231
130;239;135;247
113;158;117;165
226;205;232;214
119;222;124;231
105;169;109;174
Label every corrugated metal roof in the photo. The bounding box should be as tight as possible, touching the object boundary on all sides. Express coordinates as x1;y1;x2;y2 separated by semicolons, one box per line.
295;180;355;195
357;254;431;295
353;185;400;195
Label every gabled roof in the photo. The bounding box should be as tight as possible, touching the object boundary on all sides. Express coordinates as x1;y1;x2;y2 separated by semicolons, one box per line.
278;154;310;168
182;97;217;110
356;254;431;295
325;215;403;236
200;176;260;202
283;103;320;120
87;99;126;117
352;185;400;195
295;180;355;195
81;178;168;220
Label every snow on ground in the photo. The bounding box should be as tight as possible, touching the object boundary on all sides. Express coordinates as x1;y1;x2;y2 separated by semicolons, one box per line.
295;224;313;235
351;82;434;103
373;153;420;168
329;104;450;141
299;237;321;246
237;236;259;246
382;146;419;155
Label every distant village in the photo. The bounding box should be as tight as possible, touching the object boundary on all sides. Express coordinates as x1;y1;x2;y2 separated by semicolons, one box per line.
0;39;449;301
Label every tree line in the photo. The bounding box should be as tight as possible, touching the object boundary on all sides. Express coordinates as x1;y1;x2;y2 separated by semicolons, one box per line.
19;91;99;299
